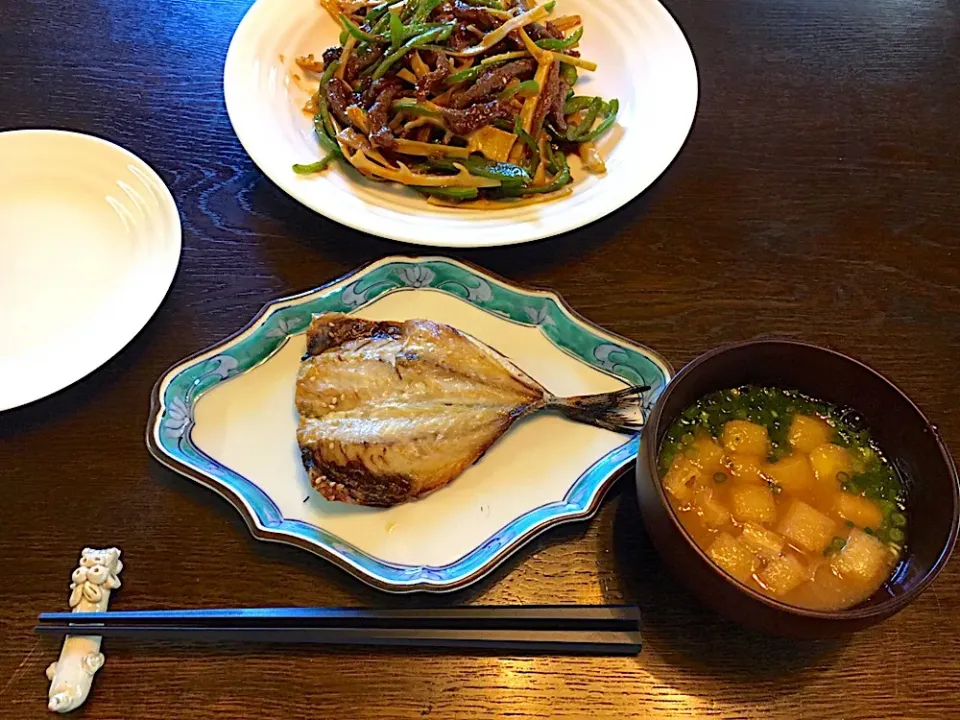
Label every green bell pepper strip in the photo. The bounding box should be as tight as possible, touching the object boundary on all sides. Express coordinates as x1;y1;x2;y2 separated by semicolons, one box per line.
579;99;619;142
498;80;539;100
417;187;480;200
340;14;385;44
563;95;594;115
559;62;578;87
292;154;337;174
535;27;583;51
514;125;540;177
447;65;484;85
365;0;405;27
314;60;341;141
412;0;445;23
427;157;531;190
565;96;602;141
372;24;455;79
461;0;504;8
498;153;570;196
391;98;442;117
389;12;403;49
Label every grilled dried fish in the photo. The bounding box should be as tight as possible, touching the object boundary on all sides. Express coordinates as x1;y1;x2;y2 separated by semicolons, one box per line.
296;313;647;507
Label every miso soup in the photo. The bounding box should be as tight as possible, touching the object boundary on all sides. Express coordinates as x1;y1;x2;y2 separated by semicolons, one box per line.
659;386;906;611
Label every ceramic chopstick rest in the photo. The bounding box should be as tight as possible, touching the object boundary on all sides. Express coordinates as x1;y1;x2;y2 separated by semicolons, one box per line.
45;548;123;713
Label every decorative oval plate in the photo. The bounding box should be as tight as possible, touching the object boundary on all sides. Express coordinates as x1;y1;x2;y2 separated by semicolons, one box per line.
223;0;698;247
147;257;671;592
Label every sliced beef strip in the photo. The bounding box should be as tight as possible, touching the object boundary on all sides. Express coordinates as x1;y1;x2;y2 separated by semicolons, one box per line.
450;59;535;109
416;64;451;100
439;99;515;136
526;20;564;41
530;59;560;138
322;46;343;67
326;77;357;127
450;0;498;30
345;46;384;83
549;79;569;133
368;79;404;148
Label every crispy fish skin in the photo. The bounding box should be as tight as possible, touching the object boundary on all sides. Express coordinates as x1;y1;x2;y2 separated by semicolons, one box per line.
296;313;547;506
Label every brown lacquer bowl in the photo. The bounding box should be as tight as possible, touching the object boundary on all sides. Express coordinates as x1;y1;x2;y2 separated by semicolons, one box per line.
636;341;960;637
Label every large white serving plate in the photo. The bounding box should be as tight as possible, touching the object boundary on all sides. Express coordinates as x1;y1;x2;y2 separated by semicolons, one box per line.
147;257;672;592
0;129;181;411
223;0;698;247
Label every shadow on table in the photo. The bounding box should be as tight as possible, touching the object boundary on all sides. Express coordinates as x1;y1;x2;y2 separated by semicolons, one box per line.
605;478;847;686
251;165;669;282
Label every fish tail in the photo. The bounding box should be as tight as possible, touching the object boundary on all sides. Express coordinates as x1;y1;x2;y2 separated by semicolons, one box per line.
547;385;651;435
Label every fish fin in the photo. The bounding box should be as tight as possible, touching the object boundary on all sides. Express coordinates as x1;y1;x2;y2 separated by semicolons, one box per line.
548;385;650;434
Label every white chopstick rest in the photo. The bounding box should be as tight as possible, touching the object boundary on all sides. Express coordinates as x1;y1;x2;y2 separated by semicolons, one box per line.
45;548;123;713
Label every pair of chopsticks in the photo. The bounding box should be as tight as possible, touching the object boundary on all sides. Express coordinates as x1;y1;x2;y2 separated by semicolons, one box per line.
36;605;641;655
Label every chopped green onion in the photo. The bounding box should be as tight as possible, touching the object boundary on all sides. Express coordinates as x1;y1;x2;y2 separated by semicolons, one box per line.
888;528;906;544
535;26;583;51
890;512;907;528
824;536;847;556
713;472;727;484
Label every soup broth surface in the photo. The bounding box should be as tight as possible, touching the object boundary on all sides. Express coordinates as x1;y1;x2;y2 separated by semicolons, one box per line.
659;386;906;611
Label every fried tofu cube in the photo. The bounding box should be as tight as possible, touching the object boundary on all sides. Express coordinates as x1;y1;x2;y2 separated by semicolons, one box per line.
788;415;832;453
730;484;778;525
662;458;701;503
832;492;884;530
695;486;731;528
832;529;890;583
728;453;767;485
722;420;770;456
763;453;815;493
740;522;785;561
686;433;726;475
809;443;853;490
759;553;809;596
708;532;757;582
779;500;837;553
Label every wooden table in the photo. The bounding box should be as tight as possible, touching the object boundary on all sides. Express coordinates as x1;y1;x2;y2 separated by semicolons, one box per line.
2;0;958;717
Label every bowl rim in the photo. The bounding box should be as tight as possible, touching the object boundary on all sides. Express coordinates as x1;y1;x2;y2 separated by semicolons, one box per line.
642;338;960;621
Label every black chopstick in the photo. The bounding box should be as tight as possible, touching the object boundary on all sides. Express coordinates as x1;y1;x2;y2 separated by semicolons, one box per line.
37;604;640;632
33;625;641;655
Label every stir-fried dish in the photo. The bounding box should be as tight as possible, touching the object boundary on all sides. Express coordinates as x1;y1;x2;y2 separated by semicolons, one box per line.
293;0;617;207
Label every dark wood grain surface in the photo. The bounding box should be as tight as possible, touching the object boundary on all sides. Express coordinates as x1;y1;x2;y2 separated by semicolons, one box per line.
2;0;959;717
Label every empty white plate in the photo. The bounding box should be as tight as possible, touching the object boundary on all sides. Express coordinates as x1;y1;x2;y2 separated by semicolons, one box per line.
0;130;181;411
223;0;698;247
